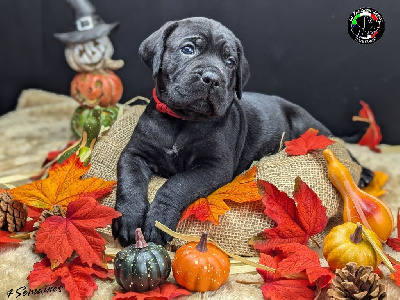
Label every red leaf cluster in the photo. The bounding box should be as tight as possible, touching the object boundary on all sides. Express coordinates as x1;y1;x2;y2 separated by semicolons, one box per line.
257;243;334;300
28;257;110;300
284;128;335;156
35;197;121;267
112;282;191;300
253;177;328;252
252;178;333;299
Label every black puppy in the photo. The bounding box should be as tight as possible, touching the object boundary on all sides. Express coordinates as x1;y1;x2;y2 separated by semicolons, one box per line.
113;17;372;246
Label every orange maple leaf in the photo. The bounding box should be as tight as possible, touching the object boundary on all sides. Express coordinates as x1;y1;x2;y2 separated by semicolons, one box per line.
179;166;261;225
9;154;116;210
361;171;388;198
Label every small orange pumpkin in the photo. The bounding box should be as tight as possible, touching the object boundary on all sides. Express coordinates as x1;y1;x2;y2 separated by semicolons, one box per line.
172;232;230;292
70;70;123;108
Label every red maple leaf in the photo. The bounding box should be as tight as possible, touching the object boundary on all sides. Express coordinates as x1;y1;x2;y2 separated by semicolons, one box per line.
273;243;333;288
284;128;335;156
387;208;400;251
19;220;36;233
353;100;382;152
35;197;121;267
253;177;328;251
257;243;334;299
390;264;400;286
27;206;43;219
28;257;110;300
18;206;43;233
262;279;315;300
0;231;22;245
112;282;191;300
257;253;282;283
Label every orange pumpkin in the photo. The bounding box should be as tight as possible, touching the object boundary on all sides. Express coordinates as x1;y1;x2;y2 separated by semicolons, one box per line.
172;232;230;292
70;70;123;108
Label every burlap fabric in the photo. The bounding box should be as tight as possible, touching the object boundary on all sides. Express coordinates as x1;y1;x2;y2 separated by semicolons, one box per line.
85;104;361;256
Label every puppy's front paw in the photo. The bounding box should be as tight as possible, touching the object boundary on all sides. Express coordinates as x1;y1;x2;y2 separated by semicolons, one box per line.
112;212;145;247
143;204;181;245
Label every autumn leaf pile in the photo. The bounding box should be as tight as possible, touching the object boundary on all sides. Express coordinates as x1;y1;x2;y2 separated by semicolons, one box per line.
2;154;121;300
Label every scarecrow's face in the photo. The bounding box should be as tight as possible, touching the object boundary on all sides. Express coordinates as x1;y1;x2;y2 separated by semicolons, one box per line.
65;36;114;72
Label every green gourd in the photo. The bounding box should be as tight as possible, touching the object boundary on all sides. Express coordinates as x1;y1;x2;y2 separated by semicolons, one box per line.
58;105;102;164
114;228;171;292
71;105;119;139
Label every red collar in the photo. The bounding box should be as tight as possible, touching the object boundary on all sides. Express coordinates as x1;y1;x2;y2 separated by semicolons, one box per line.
152;88;184;119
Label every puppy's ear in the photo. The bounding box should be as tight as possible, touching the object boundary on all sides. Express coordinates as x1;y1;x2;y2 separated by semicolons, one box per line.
139;21;179;78
235;38;250;99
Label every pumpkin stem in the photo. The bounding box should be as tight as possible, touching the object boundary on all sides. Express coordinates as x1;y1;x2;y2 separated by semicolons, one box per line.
195;232;208;252
359;223;396;274
135;228;148;249
350;223;363;244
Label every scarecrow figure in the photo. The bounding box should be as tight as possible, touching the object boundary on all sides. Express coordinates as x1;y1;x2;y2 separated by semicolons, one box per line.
55;0;123;137
55;0;124;72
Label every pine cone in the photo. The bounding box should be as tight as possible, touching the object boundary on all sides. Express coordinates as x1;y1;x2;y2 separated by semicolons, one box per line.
327;262;387;300
33;205;66;230
0;191;27;232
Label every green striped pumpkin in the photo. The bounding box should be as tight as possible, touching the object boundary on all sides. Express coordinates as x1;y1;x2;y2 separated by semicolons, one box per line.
114;228;171;292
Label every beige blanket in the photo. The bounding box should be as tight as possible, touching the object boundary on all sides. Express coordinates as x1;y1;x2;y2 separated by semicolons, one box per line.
0;90;399;299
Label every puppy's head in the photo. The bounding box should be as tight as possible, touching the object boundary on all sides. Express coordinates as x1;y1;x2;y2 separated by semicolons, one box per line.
139;17;250;121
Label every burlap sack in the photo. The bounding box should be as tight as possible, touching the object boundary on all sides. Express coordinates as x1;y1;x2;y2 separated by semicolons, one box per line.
85;104;361;256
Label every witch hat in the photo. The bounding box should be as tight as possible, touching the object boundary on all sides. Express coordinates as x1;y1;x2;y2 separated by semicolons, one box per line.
54;0;119;44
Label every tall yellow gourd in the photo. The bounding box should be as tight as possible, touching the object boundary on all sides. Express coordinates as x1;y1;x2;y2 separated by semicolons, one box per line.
323;149;394;242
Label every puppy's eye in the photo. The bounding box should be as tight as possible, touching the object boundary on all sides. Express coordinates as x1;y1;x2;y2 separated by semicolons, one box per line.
226;57;236;68
181;45;195;55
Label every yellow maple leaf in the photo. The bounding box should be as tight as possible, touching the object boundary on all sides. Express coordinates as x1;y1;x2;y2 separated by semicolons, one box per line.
361;171;388;198
9;154;116;210
179;166;261;225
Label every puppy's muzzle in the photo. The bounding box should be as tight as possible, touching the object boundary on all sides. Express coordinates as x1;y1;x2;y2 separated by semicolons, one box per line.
201;71;221;88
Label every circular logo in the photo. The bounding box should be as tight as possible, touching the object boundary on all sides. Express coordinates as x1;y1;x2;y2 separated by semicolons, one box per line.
348;7;385;44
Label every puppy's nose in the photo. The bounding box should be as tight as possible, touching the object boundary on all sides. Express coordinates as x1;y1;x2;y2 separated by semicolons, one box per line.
201;71;221;87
